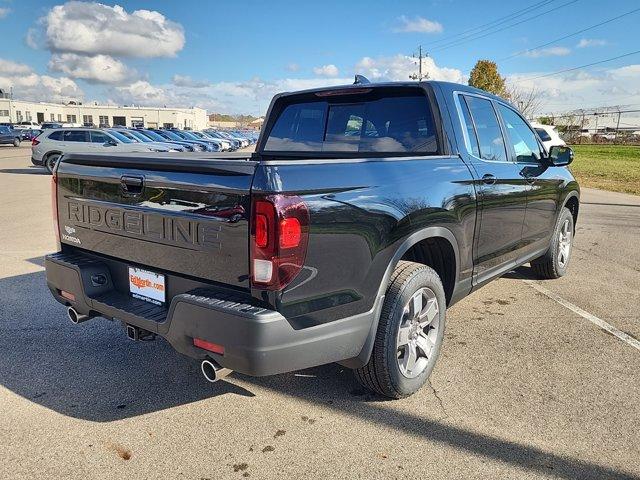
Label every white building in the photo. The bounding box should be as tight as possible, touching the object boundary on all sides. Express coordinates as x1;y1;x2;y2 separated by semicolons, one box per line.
0;92;208;130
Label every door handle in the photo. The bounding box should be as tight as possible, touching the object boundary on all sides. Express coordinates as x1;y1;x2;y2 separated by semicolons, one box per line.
121;175;144;196
481;174;497;185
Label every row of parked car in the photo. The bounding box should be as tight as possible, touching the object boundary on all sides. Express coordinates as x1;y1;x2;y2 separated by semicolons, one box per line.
29;127;259;172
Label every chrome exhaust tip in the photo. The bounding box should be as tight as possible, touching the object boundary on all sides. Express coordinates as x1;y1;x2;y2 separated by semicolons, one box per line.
67;306;91;324
201;359;233;383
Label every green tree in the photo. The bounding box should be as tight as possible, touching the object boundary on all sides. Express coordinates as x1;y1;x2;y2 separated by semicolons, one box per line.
468;60;507;97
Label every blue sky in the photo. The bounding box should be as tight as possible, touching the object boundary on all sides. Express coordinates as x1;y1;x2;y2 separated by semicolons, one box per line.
1;0;639;115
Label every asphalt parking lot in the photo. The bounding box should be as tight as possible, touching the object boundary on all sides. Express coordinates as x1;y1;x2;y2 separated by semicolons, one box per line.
0;145;638;480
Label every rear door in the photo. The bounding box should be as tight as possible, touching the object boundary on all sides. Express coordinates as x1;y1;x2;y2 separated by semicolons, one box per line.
61;129;89;153
456;93;529;283
56;155;257;289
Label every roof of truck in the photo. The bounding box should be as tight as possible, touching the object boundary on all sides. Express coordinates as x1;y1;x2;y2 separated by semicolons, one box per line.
273;79;511;107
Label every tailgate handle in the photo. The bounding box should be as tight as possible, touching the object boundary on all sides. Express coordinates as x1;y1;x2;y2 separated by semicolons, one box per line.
121;175;144;196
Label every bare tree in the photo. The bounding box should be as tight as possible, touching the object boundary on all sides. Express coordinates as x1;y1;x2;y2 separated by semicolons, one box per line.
505;85;542;118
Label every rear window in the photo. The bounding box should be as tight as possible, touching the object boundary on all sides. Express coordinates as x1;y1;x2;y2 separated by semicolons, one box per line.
534;127;552;142
264;89;438;155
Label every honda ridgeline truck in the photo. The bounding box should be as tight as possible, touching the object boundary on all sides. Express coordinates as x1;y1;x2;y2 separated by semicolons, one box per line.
45;79;579;398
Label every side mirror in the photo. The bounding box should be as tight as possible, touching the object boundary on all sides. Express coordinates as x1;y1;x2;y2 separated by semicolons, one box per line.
548;145;574;166
103;140;118;147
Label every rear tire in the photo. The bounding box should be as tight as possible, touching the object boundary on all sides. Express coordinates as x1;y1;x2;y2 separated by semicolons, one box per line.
45;153;61;174
12;138;20;147
530;207;574;279
354;261;446;399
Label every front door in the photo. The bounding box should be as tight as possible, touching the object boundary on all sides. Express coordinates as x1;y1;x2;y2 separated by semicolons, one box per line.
495;104;562;257
457;94;529;284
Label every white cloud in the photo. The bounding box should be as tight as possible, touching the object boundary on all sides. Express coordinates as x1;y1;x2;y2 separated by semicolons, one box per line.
286;63;300;72
355;54;463;83
393;15;443;34
507;64;640;114
523;46;571;58
0;59;32;75
48;53;132;84
0;7;11;19
577;38;607;48
0;58;83;102
172;74;209;88
312;64;339;77
25;28;40;49
42;1;185;58
111;76;352;114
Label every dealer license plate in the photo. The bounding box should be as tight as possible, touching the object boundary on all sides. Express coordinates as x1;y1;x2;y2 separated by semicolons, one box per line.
128;267;166;305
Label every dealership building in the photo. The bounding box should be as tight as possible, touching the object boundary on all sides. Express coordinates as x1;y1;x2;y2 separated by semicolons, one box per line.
0;91;208;130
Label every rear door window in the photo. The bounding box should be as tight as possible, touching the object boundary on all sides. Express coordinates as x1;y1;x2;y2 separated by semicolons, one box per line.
264;89;438;154
48;130;63;140
63;130;89;142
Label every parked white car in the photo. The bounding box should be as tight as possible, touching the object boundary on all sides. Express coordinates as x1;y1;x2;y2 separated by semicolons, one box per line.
31;128;173;173
13;121;41;130
530;122;566;151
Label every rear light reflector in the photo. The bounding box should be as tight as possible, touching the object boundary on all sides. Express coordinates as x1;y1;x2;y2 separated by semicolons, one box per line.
32;138;40;146
193;338;225;355
60;290;75;301
250;195;309;290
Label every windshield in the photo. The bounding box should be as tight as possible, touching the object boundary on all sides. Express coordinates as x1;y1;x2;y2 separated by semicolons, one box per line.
128;130;152;142
157;130;183;141
108;130;134;143
140;130;166;141
264;88;438;155
180;131;200;140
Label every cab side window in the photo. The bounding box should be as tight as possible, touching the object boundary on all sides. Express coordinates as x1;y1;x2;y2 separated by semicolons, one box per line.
463;95;507;162
497;104;543;163
63;130;89;142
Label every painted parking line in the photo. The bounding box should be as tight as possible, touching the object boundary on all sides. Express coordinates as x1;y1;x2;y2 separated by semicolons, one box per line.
524;280;640;352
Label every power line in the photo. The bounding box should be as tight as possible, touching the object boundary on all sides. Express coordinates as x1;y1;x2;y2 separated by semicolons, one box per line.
515;49;640;82
430;0;579;53
501;7;640;61
420;0;556;47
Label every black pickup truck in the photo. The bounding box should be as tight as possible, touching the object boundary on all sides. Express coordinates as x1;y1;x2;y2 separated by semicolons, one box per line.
45;79;579;398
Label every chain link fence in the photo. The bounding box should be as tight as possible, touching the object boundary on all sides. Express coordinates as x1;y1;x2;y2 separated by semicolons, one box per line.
539;108;640;145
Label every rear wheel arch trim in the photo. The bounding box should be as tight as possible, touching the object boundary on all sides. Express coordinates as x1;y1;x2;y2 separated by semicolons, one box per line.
340;226;460;370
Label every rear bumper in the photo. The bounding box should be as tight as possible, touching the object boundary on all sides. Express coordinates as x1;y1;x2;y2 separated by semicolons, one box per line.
31;156;44;166
44;251;376;376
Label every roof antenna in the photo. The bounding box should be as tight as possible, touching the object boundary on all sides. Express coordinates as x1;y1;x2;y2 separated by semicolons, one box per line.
353;75;371;85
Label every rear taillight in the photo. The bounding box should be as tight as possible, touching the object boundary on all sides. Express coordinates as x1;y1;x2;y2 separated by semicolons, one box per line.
32;138;40;146
51;172;60;244
250;195;309;290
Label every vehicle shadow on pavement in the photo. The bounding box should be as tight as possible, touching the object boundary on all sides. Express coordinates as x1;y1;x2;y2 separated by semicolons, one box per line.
1;270;637;480
243;371;639;480
0;168;49;175
0;270;254;423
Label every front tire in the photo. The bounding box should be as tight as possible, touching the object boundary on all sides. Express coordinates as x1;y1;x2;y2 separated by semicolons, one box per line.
354;261;446;399
12;138;20;147
530;207;574;279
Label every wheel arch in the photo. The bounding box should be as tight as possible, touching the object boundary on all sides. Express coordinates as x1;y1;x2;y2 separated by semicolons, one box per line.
340;226;460;370
562;192;580;229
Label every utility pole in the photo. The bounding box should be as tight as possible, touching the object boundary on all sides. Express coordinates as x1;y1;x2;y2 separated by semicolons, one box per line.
409;46;429;81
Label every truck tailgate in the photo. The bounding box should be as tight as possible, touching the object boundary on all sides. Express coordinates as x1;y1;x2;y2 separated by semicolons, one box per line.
55;154;257;289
